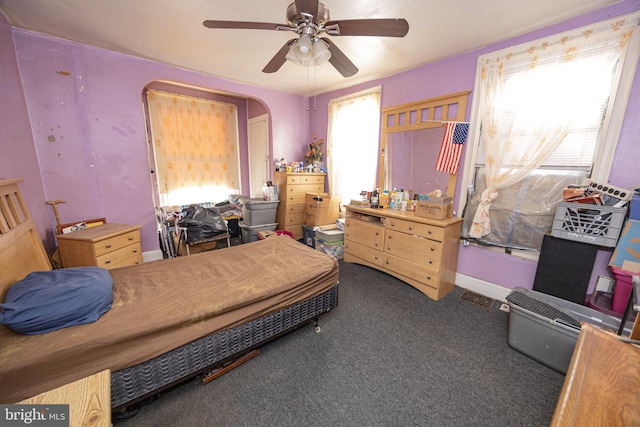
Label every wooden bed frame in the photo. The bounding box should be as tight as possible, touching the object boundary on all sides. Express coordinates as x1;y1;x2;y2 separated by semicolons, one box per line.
0;178;339;411
0;178;52;298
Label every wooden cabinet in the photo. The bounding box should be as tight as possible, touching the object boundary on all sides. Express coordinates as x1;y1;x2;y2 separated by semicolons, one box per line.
344;206;462;301
57;223;143;269
273;172;325;240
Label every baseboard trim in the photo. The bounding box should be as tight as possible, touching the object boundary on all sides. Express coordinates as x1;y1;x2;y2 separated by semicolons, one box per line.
455;273;511;302
143;249;164;263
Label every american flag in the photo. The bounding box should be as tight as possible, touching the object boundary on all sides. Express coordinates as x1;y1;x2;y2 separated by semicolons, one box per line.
434;122;469;175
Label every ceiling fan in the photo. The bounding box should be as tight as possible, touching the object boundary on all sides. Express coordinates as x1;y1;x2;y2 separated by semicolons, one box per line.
203;0;409;77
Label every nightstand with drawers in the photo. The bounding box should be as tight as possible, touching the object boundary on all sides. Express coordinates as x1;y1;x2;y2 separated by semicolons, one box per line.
57;223;143;269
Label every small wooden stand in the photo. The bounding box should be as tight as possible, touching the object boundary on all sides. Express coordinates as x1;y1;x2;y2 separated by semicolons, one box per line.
201;349;261;385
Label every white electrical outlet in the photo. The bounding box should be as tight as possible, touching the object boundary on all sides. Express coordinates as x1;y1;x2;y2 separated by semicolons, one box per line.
499;303;510;313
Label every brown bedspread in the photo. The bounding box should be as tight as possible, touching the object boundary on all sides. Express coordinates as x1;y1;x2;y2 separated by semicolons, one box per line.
0;237;339;403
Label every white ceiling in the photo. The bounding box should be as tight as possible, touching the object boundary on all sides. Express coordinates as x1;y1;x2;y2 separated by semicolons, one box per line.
0;0;623;96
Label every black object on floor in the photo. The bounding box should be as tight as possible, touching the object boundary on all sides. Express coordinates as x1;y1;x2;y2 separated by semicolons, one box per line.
459;290;494;310
533;234;598;304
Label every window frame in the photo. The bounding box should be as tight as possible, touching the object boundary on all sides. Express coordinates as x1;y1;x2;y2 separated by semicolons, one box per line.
458;12;640;259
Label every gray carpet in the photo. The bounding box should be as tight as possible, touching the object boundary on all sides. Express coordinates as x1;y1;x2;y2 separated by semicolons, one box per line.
114;260;565;427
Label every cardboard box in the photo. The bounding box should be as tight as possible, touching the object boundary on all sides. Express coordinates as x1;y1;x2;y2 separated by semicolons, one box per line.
414;201;453;219
417;194;453;204
304;193;341;227
609;219;640;268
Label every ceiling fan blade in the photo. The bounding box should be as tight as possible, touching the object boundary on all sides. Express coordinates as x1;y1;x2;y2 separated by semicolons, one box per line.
325;19;409;37
321;38;358;78
295;0;319;23
203;20;288;31
262;39;297;73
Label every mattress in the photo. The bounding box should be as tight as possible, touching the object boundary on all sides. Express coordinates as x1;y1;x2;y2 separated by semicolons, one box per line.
0;236;339;403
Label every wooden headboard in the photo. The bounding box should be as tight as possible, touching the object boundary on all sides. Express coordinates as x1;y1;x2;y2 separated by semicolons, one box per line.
0;178;51;299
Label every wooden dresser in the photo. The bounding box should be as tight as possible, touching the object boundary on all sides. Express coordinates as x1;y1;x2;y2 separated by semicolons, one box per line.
57;223;143;269
273;172;325;240
344;206;462;300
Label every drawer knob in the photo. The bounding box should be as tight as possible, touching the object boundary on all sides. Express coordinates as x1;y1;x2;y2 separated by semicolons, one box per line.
429;260;433;265
133;249;138;253
426;275;432;280
105;260;111;264
428;230;432;235
408;226;413;231
106;244;112;249
431;246;435;251
135;261;140;264
128;236;134;240
375;231;379;236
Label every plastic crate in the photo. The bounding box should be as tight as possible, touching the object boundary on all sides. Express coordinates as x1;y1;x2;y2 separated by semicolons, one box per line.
239;221;277;243
314;237;344;260
506;286;632;374
302;224;315;248
551;202;626;247
241;198;279;226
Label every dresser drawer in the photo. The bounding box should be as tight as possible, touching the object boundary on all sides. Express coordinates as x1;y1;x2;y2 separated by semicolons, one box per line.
344;240;385;267
299;175;324;185
345;218;385;249
384;252;440;289
283;213;305;226
384;229;443;265
92;229;141;257
95;243;143;269
286;183;325;196
385;217;445;241
284;202;306;214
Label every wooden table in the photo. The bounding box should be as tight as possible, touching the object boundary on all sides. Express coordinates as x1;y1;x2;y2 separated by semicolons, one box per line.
18;369;111;427
551;324;640;426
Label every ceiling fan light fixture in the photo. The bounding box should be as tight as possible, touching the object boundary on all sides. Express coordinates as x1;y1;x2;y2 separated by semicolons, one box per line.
312;38;331;64
294;34;313;61
286;43;304;66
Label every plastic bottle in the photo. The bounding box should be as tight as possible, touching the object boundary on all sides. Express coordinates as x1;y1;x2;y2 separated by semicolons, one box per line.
380;190;389;208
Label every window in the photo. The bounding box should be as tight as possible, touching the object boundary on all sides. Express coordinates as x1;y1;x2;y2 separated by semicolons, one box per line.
460;13;640;252
326;88;381;206
146;89;241;207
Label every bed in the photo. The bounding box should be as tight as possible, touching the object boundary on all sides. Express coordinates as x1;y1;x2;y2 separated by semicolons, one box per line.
0;178;339;411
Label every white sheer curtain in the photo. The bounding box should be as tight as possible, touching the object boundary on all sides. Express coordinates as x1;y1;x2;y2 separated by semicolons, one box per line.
326;88;381;211
469;17;637;238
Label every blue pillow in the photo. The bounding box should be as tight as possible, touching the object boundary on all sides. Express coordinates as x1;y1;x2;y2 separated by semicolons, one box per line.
0;267;113;335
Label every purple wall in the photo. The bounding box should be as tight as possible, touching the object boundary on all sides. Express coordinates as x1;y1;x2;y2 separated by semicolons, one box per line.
2;27;309;252
0;15;50;245
310;0;640;293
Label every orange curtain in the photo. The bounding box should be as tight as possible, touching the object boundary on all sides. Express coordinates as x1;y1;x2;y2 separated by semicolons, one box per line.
147;89;240;207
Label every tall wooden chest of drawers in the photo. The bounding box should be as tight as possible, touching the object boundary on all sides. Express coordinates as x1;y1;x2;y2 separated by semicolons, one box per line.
343;206;462;301
57;223;143;269
273;172;325;240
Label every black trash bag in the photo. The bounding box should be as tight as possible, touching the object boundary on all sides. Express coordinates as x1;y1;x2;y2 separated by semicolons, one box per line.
178;204;227;243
